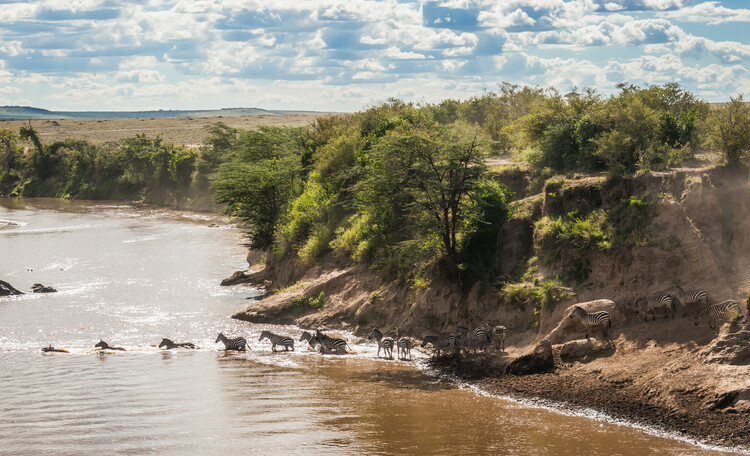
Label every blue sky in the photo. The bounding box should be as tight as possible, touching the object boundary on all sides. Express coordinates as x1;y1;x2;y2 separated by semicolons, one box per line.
0;0;748;111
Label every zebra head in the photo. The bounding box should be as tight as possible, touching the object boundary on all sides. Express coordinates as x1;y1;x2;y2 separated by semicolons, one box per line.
215;333;224;343
420;336;435;348
634;298;645;314
300;331;312;342
94;340;107;349
258;331;270;342
569;306;585;319
158;338;172;348
368;329;382;341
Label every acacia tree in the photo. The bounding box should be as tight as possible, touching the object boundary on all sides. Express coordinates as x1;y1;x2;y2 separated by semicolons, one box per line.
710;95;750;168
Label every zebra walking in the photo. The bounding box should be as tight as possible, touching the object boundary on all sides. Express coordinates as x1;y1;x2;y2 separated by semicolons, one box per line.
635;295;676;321
471;327;491;352
492;325;506;352
258;330;295;351
368;329;395;359
215;332;247;351
314;329;349;354
420;335;456;357
694;300;743;329
394;326;412;360
569;306;612;338
670;285;708;316
158;338;197;349
300;331;319;350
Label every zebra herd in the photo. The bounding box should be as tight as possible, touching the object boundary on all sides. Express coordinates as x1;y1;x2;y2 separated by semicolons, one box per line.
634;286;744;327
420;325;507;357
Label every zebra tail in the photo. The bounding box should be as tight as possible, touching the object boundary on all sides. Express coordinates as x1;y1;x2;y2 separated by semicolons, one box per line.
608;318;612;328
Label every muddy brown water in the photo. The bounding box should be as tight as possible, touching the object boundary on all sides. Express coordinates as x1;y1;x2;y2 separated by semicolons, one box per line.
0;198;737;455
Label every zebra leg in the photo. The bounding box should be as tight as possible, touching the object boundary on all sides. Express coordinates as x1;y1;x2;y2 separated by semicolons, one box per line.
710;319;716;330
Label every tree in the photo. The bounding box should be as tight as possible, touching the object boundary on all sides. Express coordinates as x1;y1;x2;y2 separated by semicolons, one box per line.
710;95;750;168
0;129;20;173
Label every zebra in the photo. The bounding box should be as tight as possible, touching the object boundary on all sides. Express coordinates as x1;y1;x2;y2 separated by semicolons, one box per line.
670;285;709;316
95;340;126;351
41;345;69;353
420;335;456;357
368;328;395;359
394;326;412;360
694;300;744;329
158;338;197;349
299;331;319;350
258;330;295;351
635;295;676;321
471;327;491;352
569;306;612;338
492;325;506;352
215;333;247;351
456;326;471;353
314;329;349;354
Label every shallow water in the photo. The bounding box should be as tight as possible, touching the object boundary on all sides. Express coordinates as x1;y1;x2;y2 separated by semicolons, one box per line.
0;198;737;455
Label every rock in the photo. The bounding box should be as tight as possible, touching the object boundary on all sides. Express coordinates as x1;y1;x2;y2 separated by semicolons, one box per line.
505;339;554;375
0;280;24;296
31;283;57;293
559;338;612;360
221;270;251;286
697;323;750;365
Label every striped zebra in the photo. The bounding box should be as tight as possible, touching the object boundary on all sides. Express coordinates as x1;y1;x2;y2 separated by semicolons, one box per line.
420;335;456;357
471;327;491;352
314;329;349;354
569;306;612;338
635;295;676;321
299;331;319;350
258;330;295;351
368;329;395;359
670;286;709;317
158;338;197;349
95;340;126;351
456;326;471;353
215;332;247;351
492;326;506;352
694;300;743;329
395;326;413;360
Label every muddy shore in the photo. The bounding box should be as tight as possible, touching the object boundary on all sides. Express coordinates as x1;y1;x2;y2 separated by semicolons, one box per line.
430;346;750;452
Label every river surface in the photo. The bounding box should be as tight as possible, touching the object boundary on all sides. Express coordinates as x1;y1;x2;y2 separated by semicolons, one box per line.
0;198;736;455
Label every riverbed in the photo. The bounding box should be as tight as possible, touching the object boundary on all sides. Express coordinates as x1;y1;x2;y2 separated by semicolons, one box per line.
0;198;735;455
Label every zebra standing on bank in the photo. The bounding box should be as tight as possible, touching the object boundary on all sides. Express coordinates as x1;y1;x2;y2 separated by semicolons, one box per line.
215;332;247;351
158;338;197;349
368;328;395;359
635;295;676;321
492;325;506;352
456;326;472;353
471;327;491;352
670;285;709;317
694;300;744;329
420;335;456;357
569;306;612;338
314;329;349;354
258;330;295;351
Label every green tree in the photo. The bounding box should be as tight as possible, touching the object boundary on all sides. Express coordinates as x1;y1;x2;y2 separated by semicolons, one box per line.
710;95;750;168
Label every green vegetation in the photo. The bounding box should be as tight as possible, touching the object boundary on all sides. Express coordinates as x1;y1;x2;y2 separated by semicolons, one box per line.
292;291;327;311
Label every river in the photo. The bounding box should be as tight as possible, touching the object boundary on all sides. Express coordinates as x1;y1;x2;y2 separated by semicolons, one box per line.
0;198;735;455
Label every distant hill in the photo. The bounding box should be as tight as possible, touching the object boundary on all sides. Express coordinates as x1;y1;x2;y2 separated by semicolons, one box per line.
0;106;323;120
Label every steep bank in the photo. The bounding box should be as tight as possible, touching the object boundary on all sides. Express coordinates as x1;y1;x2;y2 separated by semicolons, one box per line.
228;166;750;449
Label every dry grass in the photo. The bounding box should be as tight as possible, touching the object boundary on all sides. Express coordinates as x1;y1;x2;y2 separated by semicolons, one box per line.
0;113;331;146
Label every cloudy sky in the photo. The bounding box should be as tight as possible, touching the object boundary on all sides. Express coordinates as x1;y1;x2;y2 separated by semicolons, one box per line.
0;0;748;112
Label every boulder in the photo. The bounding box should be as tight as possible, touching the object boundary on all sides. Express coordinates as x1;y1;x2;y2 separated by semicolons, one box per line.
31;283;57;293
505;339;554;375
221;270;252;286
0;280;24;296
559;338;611;360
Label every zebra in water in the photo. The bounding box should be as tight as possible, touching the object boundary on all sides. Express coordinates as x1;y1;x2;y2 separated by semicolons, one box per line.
299;331;320;350
158;338;197;349
314;329;349;354
569;306;612;338
694;300;743;329
394;326;413;360
420;335;456;357
95;340;126;351
215;333;247;351
368;328;395;359
258;330;295;351
669;285;709;317
635;295;676;321
41;345;69;353
492;325;506;352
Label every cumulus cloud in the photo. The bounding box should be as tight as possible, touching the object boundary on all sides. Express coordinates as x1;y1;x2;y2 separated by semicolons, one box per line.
0;0;747;111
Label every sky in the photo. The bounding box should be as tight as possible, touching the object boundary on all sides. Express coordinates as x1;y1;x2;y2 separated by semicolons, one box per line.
0;0;748;112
